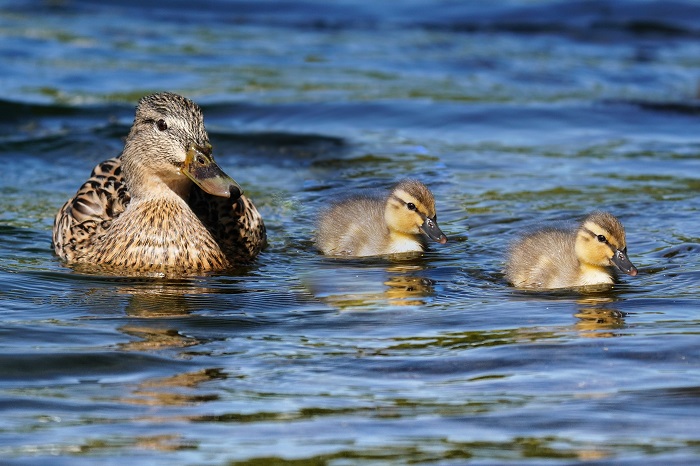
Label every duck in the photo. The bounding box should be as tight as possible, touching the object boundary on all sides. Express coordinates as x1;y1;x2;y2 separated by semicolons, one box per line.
504;211;637;289
52;92;266;274
315;179;447;257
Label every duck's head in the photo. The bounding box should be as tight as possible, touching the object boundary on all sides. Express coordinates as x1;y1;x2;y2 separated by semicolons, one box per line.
121;92;242;201
384;179;447;244
574;211;637;276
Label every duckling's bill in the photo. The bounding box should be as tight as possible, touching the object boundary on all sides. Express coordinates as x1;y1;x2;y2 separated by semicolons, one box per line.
420;217;448;244
183;143;242;200
611;248;638;276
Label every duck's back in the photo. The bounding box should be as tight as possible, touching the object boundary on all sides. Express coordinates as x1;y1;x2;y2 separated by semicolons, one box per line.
53;158;129;263
189;188;267;262
505;228;580;289
316;195;388;256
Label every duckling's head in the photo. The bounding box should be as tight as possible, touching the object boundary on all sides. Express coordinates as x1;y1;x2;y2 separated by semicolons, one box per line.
574;211;637;276
121;92;242;201
384;179;448;244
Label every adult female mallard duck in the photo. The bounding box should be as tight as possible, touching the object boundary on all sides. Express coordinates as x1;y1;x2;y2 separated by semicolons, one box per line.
504;211;637;289
52;92;266;274
315;179;447;257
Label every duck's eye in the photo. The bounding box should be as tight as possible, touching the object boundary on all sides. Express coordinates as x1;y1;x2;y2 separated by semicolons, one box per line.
156;119;168;131
407;202;417;211
597;234;607;243
196;156;205;164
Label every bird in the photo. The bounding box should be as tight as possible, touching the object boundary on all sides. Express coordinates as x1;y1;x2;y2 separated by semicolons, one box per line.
52;92;266;274
315;179;447;257
504;211;637;289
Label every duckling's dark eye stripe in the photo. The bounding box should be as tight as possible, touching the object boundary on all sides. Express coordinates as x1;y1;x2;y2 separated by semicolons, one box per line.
582;227;617;253
390;195;427;219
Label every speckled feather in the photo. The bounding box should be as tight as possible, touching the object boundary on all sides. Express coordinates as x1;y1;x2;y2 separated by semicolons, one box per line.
52;157;130;264
189;186;267;262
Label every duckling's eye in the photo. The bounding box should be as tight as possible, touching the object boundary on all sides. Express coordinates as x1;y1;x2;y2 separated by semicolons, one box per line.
597;234;607;243
406;203;417;211
156;119;168;131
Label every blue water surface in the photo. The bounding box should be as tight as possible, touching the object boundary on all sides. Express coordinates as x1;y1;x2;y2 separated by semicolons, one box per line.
1;0;700;464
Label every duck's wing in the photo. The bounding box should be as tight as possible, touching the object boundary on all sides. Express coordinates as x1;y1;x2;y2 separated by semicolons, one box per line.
52;157;131;262
189;188;267;263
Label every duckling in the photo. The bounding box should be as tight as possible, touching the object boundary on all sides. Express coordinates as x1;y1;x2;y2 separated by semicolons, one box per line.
315;179;447;257
504;211;637;289
52;92;266;274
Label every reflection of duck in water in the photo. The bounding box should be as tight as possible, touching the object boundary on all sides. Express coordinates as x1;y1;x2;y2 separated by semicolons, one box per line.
505;211;637;289
303;263;434;310
53;92;266;274
315;179;447;257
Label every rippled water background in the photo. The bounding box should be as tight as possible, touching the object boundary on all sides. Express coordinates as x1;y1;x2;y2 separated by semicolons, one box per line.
2;0;700;464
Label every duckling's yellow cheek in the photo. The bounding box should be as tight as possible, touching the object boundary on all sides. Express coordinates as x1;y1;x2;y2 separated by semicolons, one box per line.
601;249;616;265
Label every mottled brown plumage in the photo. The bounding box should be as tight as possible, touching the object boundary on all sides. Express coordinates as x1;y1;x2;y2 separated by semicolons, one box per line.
52;92;266;274
504;211;637;289
315;179;447;257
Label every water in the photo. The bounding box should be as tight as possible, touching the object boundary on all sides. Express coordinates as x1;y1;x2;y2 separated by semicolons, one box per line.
1;0;700;464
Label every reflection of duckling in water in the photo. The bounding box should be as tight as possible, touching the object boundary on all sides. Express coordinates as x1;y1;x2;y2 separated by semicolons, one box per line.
505;211;638;289
302;263;435;310
384;275;434;306
383;264;435;306
573;296;626;338
315;179;447;257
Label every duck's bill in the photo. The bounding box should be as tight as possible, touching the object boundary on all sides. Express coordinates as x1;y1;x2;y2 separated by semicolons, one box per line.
420;217;448;244
611;249;638;276
183;143;243;200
